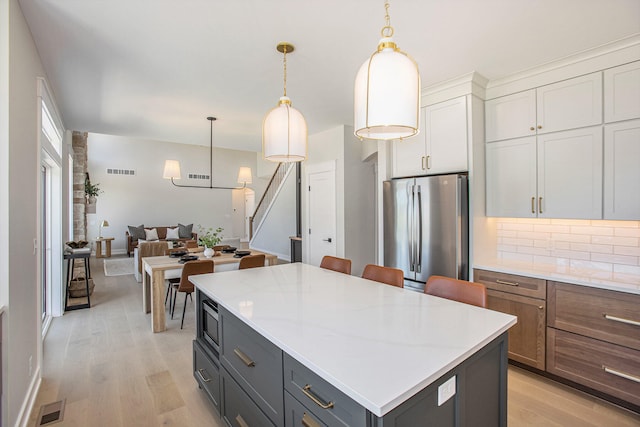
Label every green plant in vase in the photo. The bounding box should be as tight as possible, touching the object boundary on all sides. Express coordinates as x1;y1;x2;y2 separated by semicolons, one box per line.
197;226;224;257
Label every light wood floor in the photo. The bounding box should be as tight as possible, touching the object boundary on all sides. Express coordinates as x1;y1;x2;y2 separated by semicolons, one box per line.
28;256;640;426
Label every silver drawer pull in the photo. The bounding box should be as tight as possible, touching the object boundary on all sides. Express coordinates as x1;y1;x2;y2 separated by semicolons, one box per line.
603;366;640;384
496;279;519;287
233;348;256;367
302;384;334;409
196;368;211;383
302;412;321;427
235;414;249;427
603;314;640;327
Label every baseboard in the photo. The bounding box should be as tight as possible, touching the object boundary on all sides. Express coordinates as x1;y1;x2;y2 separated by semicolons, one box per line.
16;366;41;427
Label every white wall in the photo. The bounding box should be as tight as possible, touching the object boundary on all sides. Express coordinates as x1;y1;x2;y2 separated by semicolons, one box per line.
2;0;46;425
87;133;265;253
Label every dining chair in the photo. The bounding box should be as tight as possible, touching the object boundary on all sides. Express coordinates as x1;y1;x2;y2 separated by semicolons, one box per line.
164;247;186;308
424;275;487;308
171;259;214;329
361;264;404;288
238;254;266;270
320;255;352;275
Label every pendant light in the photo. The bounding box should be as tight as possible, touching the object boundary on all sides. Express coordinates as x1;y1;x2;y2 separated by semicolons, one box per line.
163;117;248;190
354;1;420;141
263;42;308;162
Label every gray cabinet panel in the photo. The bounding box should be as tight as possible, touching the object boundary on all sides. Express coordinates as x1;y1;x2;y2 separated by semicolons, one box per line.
221;368;276;427
284;391;328;427
193;340;221;414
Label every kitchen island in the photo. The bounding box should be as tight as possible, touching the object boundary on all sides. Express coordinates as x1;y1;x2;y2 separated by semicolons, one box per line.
191;263;517;426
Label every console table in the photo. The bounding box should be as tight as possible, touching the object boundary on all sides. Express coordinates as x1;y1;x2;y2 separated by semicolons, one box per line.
63;250;92;311
95;237;114;258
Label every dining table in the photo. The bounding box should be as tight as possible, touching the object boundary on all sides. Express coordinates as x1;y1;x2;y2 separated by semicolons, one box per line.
142;249;278;332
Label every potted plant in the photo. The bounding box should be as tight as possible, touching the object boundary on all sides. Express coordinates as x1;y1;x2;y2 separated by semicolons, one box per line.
85;180;103;204
197;226;224;258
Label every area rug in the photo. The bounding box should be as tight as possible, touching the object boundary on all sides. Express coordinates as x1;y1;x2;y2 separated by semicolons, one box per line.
103;258;134;276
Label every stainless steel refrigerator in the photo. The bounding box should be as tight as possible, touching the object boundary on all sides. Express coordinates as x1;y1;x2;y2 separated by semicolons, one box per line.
383;174;468;292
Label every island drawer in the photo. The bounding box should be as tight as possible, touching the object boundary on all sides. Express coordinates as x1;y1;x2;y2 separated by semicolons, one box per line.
220;308;284;426
221;367;276;427
547;328;640;407
474;269;546;299
283;353;367;427
193;339;221;414
548;282;640;351
284;391;327;427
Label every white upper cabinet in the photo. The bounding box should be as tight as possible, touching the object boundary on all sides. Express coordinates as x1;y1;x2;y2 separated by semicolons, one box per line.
604;120;640;220
393;96;468;177
486;72;603;142
604;61;640;123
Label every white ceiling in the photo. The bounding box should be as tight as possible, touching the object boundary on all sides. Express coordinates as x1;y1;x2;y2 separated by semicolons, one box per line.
19;0;640;152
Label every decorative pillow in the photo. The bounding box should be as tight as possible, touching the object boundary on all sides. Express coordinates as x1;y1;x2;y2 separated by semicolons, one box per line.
145;228;159;241
178;223;193;239
166;227;180;240
128;224;145;240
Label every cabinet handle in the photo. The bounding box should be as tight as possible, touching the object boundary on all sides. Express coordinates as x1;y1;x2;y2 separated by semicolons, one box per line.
603;314;640;327
538;197;543;214
235;414;250;427
531;197;535;214
302;384;334;409
196;368;211;383
233;348;256;367
537;125;542;129
426;155;431;170
538;306;543;310
530;127;535;131
603;366;640;384
496;279;519;287
301;412;321;427
421;156;426;170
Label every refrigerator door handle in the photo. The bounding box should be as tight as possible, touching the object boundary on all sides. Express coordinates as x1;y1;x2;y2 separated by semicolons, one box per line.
407;184;414;272
416;185;423;274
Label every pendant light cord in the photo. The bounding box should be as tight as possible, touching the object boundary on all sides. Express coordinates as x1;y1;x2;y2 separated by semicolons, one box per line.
282;44;288;97
209;116;213;188
381;1;394;37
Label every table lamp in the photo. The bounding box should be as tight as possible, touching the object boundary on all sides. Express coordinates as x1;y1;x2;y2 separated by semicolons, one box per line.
99;220;109;238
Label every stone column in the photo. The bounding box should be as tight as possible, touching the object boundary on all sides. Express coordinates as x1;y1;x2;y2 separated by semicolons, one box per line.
72;131;88;241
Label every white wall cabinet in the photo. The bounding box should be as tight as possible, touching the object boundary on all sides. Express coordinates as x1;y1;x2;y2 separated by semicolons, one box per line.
604;119;640;220
487;127;603;219
393;96;467;177
486;72;602;142
604;61;640;123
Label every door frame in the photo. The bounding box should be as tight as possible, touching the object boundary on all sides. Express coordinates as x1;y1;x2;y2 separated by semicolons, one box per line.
304;160;337;265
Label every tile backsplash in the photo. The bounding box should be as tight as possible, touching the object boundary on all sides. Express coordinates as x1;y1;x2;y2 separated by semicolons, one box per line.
495;218;640;276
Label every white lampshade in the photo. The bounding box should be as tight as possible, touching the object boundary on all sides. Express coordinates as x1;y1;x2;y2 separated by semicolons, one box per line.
354;37;420;141
163;159;181;179
263;96;308;162
100;220;109;228
237;167;253;184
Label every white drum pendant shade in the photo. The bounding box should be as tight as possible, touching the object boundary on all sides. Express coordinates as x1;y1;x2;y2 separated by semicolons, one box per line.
354;38;420;140
263;96;308;162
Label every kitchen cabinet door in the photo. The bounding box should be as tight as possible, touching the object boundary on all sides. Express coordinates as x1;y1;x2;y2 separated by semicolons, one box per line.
604;120;640;220
486;137;537;217
604;61;640;123
537;127;603;219
536;72;603;134
485;90;536;142
392;113;426;177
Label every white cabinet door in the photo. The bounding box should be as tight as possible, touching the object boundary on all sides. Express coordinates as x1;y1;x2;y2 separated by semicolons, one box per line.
424;96;468;174
604;120;640;220
486;137;537;217
392;118;426;177
536;72;603;135
485;90;536;142
604;61;640;123
537;127;603;219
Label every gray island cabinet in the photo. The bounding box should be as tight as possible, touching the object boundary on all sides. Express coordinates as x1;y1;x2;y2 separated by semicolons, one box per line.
191;263;516;427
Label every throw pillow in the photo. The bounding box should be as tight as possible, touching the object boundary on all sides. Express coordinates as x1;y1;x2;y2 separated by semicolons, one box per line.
145;228;159;241
128;224;145;240
166;227;180;240
178;223;193;239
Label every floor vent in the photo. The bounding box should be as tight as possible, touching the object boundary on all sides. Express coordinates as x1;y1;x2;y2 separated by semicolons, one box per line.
37;399;65;426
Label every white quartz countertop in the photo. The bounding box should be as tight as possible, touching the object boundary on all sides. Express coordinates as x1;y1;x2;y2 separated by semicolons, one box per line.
191;263;516;417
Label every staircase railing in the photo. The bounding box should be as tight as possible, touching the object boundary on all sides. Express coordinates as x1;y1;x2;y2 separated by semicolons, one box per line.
249;162;292;240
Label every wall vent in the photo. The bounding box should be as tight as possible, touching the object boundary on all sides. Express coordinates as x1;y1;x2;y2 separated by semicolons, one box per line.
106;168;136;176
188;173;210;180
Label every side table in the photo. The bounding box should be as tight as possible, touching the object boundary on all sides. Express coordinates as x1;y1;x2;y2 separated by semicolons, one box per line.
95;237;114;258
64;250;92;311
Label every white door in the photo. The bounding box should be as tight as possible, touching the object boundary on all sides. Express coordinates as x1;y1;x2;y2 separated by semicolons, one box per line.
425;95;468;174
306;163;336;267
392;110;426;178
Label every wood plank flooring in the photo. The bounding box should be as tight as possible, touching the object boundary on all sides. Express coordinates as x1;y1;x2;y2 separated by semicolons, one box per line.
28;256;640;426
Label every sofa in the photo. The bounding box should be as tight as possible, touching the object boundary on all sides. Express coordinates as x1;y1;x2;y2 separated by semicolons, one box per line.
126;225;197;256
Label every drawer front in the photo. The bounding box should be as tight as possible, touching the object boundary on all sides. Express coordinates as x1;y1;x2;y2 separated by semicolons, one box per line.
474;269;546;299
548;282;640;350
193;340;221;413
283;353;367;427
547;328;640;407
284;391;328;427
221;368;276;427
220;308;284;425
